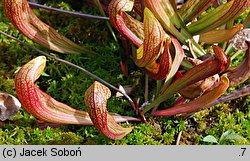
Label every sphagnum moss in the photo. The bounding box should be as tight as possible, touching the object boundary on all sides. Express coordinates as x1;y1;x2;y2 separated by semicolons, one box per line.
0;0;249;145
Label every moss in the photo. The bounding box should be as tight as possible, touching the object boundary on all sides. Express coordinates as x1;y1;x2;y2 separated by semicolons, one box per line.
0;0;250;145
185;96;250;145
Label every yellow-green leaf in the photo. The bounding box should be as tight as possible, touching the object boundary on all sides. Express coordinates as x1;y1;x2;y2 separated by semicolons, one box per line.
187;0;250;35
179;0;216;23
199;24;244;44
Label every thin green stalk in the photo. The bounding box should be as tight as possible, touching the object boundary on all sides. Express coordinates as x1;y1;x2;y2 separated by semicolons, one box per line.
152;80;161;112
225;43;234;55
156;80;163;98
145;74;149;102
181;60;193;70
181;28;206;57
221;20;234;50
230;50;244;61
93;0;118;42
174;11;206;57
221;42;228;51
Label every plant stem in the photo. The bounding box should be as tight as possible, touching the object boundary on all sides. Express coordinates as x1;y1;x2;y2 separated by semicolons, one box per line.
93;0;118;42
28;2;110;21
151;80;163;112
144;74;149;102
176;131;182;145
230;50;244;61
225;43;234;55
156;80;162;98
